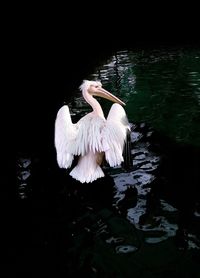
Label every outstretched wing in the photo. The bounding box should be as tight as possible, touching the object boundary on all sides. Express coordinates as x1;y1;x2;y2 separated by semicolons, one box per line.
54;105;77;169
102;103;130;167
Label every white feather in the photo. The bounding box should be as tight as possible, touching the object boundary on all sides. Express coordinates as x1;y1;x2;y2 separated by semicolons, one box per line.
102;103;130;167
54;105;77;169
72;113;105;155
55;103;129;181
55;107;106;167
69;151;105;183
54;80;130;183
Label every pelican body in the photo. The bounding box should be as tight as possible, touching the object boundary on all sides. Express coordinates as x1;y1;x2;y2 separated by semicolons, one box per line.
55;80;130;183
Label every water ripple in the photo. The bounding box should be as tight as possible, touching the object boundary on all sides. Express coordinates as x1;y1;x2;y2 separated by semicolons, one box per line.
115;245;138;254
16;157;32;199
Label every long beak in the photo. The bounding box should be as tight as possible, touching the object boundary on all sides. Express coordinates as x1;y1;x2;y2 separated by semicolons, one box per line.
94;88;125;106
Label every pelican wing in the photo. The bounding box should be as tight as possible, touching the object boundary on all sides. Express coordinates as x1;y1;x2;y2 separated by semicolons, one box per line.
54;105;77;169
102;103;130;167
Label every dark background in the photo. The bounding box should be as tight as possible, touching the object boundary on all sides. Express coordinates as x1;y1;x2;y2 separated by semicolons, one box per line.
3;7;199;218
13;18;199;151
2;7;200;277
4;3;200;230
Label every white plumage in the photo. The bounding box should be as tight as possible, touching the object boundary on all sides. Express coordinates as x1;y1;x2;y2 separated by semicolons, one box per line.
55;80;130;183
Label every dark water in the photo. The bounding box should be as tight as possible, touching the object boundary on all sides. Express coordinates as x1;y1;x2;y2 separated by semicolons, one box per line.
89;47;200;147
15;46;200;277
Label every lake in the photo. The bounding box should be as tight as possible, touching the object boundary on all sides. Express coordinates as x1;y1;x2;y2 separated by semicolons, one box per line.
15;45;200;277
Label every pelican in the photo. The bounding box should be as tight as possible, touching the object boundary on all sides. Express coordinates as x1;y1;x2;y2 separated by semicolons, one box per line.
54;80;130;183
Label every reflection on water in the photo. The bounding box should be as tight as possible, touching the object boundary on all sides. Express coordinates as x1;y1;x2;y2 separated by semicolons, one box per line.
16;46;200;276
61;47;200;249
116;245;138;254
17;157;32;199
90;48;200;147
66;48;200;146
110;123;179;245
50;108;198;251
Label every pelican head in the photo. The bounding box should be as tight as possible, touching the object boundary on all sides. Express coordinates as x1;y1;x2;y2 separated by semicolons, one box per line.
80;80;125;106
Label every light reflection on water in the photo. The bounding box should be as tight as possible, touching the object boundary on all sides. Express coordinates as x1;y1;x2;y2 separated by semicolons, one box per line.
90;48;200;147
63;47;200;248
17;47;200;255
17;157;32;199
54;47;200;249
109;123;179;245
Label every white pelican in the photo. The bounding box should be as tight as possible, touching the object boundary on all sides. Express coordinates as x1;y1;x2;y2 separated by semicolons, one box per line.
55;80;130;183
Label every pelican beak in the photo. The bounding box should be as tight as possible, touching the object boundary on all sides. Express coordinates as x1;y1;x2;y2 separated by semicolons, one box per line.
94;88;125;106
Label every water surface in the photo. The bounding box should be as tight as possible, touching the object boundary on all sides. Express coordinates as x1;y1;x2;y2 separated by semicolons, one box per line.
63;45;200;251
87;47;200;147
16;45;200;277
